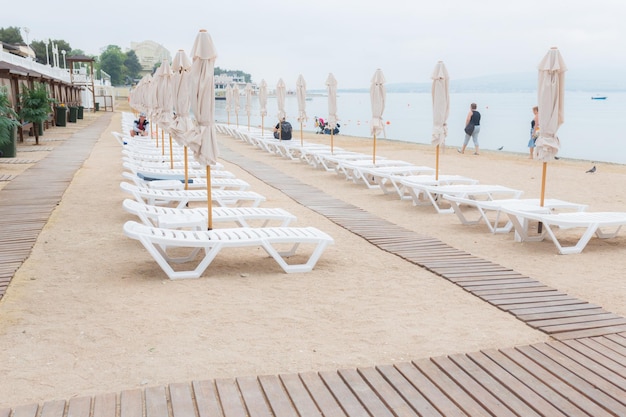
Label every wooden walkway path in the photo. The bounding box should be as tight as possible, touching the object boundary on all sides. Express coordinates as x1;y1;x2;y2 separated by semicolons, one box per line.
1;124;625;415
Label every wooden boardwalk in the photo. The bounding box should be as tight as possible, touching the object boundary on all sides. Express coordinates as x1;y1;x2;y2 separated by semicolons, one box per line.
1;123;625;415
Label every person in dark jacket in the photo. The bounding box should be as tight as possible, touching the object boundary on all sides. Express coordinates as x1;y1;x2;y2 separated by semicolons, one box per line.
458;103;481;155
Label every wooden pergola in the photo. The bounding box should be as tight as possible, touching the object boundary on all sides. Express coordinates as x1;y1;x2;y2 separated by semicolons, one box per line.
66;54;96;113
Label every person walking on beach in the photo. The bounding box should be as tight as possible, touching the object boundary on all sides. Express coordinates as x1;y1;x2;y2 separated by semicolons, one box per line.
528;106;539;159
458;103;481;155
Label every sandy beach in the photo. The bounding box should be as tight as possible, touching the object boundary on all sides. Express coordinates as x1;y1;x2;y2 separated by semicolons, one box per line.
0;104;624;407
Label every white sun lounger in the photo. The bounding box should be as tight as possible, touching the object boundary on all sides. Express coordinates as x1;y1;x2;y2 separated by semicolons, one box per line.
443;196;589;234
352;164;436;191
399;175;479;202
335;159;414;183
405;183;523;214
500;210;626;254
122;199;297;228
123;220;334;279
122;171;250;191
120;182;266;209
122;162;236;181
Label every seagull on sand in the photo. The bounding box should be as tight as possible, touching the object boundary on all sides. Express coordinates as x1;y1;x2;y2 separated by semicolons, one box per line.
586;165;597;173
497;146;504;150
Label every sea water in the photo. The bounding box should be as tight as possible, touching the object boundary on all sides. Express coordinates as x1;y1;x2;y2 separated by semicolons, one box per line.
214;91;626;165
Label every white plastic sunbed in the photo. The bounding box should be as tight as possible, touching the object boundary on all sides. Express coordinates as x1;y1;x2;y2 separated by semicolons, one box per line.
354;165;436;192
123;220;334;279
500;210;626;254
399;175;479;201
442;196;588;234
122;199;297;228
120;182;266;209
404;183;523;214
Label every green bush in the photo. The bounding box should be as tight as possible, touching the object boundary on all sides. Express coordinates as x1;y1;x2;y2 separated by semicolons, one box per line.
0;86;19;147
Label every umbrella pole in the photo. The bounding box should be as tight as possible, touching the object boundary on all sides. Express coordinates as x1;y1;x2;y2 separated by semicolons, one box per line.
154;123;159;148
300;121;303;146
373;133;377;164
538;162;547;233
331;130;334;154
161;129;165;156
207;166;213;230
184;146;189;191
261;116;264;136
168;133;174;170
248;115;250;131
435;145;440;181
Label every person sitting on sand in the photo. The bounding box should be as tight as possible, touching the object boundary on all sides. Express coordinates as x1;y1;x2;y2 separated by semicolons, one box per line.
273;117;293;140
130;113;149;137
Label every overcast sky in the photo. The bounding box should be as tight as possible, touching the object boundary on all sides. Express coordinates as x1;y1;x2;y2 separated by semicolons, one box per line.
6;0;626;89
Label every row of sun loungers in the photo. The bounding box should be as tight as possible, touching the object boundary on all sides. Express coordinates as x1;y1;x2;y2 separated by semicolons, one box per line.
220;122;626;254
116;113;334;279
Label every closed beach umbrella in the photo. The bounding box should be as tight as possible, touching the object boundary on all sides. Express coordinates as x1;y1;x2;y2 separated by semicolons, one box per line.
188;29;218;229
259;79;268;133
225;84;232;125
245;82;252;130
536;47;567;206
157;59;175;165
296;74;307;145
326;73;338;153
170;49;193;188
370;69;386;163
431;61;450;181
232;83;240;127
276;78;286;140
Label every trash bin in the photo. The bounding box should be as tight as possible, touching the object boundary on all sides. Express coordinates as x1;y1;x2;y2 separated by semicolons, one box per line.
0;125;17;158
77;106;84;119
55;106;67;127
68;106;78;123
95;102;100;111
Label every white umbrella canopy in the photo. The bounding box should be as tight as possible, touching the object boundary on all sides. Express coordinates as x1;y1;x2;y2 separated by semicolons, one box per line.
157;59;174;130
225;84;232;125
370;69;386;163
276;78;286;122
536;47;566;162
326;73;338;152
296;74;307;144
431;61;450;180
245;83;253;130
276;78;287;140
151;64;163;124
258;79;268;132
232;84;240;126
170;49;193;147
188;29;218;229
188;29;219;165
536;47;567;208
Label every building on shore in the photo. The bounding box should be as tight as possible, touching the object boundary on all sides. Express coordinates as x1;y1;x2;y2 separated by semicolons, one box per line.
130;40;171;76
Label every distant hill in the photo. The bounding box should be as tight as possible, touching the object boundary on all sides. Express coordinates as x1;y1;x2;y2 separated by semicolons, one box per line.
335;70;626;93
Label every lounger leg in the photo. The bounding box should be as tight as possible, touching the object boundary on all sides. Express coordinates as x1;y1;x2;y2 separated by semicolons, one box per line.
260;241;331;273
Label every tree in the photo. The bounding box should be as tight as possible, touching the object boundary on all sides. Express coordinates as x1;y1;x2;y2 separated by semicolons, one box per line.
123;50;142;84
0;27;24;45
99;45;125;85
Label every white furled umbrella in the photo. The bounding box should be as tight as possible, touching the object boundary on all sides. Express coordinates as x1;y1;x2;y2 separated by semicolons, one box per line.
370;69;386;164
276;78;286;140
245;83;252;131
188;29;218;229
259;80;267;134
170;49;193;189
225;84;232;125
232;83;240;127
296;74;307;145
151;64;165;153
259;79;268;134
536;47;567;207
157;59;175;166
326;73;338;153
430;61;450;181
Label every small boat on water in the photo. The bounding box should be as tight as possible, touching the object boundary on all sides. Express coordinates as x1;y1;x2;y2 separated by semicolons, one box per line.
591;95;607;100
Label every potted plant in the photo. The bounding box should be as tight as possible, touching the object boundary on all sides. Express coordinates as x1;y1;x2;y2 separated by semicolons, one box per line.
18;82;56;145
0;86;20;158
